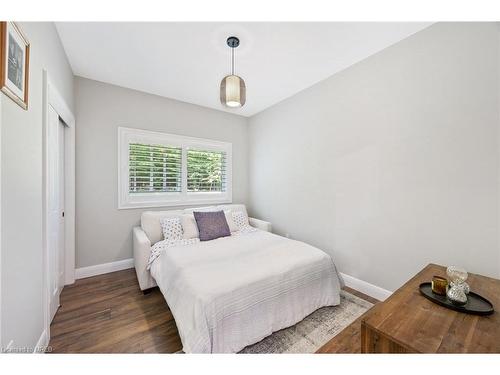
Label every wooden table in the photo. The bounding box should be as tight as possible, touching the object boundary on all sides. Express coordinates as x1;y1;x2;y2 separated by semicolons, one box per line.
361;264;500;353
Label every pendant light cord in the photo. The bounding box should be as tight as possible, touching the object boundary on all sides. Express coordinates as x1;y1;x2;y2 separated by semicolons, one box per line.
231;47;235;75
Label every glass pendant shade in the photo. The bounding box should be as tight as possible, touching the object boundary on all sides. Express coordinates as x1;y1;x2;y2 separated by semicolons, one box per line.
220;74;246;108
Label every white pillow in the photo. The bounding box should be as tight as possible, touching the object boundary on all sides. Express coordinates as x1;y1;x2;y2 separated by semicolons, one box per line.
232;210;249;230
181;214;199;239
224;210;239;233
159;217;183;241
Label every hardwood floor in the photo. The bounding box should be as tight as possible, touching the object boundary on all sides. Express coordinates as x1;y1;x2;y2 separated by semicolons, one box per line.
316;287;380;354
48;269;378;353
49;269;182;353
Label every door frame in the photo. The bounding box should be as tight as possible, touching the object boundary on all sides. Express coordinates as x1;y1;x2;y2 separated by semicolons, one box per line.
0;90;3;348
42;70;76;345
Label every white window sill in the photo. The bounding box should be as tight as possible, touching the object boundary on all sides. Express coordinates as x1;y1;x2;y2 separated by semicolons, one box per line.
118;196;232;210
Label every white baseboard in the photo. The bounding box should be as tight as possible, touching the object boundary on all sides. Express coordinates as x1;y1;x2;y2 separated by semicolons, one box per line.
340;272;392;301
74;259;391;302
34;329;48;353
75;258;134;280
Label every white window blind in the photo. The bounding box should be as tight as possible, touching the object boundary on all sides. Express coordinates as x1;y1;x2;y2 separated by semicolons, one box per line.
129;143;182;193
118;127;232;209
187;149;227;192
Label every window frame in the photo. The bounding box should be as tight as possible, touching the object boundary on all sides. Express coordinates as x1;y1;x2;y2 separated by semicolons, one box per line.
118;127;232;209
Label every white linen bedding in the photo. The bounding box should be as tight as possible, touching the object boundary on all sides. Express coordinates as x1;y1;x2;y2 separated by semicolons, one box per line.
149;229;342;353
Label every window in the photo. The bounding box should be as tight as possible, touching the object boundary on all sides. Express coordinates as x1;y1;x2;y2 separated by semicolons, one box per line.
187;149;227;192
129;143;182;193
118;127;232;209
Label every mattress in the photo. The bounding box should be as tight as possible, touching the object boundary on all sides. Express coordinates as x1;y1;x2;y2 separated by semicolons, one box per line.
149;230;342;353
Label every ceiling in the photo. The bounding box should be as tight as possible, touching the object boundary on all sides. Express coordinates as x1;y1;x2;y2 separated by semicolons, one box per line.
56;22;431;117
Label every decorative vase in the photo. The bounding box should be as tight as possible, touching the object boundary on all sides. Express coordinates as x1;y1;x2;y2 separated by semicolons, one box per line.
446;266;469;305
450;280;470;295
446;266;468;283
446;285;467;305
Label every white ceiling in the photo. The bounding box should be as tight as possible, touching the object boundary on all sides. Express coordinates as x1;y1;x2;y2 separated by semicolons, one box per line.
56;22;431;117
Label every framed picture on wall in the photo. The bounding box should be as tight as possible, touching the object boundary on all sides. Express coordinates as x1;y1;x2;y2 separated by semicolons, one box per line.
0;22;30;110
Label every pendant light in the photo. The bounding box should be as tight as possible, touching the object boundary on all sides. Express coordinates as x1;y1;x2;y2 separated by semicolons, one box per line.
220;36;246;108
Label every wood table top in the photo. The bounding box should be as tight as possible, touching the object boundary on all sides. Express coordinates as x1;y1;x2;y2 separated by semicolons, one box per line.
361;263;500;353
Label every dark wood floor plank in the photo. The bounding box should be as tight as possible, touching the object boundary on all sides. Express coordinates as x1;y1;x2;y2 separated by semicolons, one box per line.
316;289;380;353
49;268;375;353
49;269;183;353
343;286;380;305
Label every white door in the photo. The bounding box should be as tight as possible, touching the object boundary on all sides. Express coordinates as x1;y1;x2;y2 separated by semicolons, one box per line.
58;119;66;291
48;105;65;322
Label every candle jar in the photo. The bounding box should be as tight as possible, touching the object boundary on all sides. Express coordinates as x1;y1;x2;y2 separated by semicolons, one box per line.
431;276;448;295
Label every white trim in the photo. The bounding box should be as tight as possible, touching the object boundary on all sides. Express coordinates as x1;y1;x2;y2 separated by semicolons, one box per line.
42;70;76;348
340;272;392;301
74;263;392;301
33;329;48;353
118;127;233;210
0;92;2;348
75;258;134;280
63;125;76;286
498;23;500;280
46;74;77;285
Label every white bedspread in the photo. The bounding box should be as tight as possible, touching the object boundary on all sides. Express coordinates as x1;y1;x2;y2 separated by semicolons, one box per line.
149;230;342;353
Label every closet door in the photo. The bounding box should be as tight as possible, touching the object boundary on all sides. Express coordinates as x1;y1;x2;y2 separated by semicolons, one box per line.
47;105;65;322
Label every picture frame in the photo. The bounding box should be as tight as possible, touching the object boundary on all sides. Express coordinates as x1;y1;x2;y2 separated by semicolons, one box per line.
0;22;30;110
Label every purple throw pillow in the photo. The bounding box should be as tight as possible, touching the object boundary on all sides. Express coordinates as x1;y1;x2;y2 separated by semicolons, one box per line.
193;211;231;241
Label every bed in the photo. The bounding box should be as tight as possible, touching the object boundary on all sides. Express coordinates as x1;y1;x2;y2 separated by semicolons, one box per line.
133;204;343;353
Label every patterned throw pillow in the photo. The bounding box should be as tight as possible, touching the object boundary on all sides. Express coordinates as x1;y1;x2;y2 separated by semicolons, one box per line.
232;210;249;229
224;210;239;233
193;211;231;241
159;217;183;241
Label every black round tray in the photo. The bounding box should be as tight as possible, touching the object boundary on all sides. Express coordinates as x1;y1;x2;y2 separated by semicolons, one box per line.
419;282;494;316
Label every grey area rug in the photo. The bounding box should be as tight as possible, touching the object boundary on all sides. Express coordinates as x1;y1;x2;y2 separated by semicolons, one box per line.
175;291;372;354
239;291;373;354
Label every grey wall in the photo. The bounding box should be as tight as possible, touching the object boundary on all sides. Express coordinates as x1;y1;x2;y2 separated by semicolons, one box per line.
2;22;498;352
248;23;500;291
1;23;74;348
75;77;248;268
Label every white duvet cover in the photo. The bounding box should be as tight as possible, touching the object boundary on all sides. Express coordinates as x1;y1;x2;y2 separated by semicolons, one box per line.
149;230;342;353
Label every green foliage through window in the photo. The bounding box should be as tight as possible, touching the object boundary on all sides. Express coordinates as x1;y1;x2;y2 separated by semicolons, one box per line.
187;149;226;192
129;143;226;194
129;143;182;193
